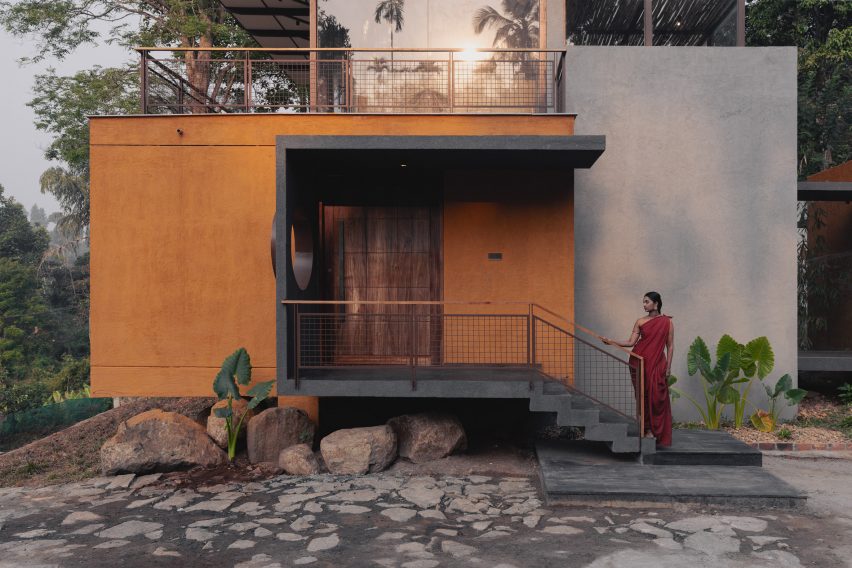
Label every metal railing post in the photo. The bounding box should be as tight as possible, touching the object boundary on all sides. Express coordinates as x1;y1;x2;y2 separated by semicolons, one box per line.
527;304;533;366
140;50;148;114
294;304;301;390
411;307;418;391
345;58;352;112
244;52;251;112
448;51;454;113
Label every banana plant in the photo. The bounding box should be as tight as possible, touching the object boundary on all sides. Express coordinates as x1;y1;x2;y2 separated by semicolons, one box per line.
672;336;748;429
717;335;775;428
213;347;274;461
750;374;807;433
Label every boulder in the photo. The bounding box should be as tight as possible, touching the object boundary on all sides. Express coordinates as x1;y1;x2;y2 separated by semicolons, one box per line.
247;407;316;464
387;412;467;463
206;398;254;449
320;425;397;475
100;409;226;475
278;444;321;475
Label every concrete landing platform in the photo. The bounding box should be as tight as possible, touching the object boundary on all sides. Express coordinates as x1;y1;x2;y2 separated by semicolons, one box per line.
536;440;804;508
646;429;763;466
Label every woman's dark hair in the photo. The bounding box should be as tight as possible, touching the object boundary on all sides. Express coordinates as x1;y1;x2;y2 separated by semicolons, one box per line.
644;291;662;312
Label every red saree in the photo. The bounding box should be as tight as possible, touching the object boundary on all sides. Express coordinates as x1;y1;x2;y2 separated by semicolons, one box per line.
629;315;673;447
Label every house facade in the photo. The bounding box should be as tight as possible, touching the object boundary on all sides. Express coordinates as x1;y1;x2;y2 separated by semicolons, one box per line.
89;0;797;448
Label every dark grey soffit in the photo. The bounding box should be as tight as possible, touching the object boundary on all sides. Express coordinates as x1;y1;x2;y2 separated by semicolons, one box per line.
797;182;852;201
277;135;606;170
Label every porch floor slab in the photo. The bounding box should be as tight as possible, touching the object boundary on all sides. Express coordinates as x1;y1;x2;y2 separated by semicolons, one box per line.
536;439;803;508
281;368;549;398
646;429;763;466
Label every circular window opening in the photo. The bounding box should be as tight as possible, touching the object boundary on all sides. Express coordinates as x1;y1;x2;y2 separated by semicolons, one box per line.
290;222;313;291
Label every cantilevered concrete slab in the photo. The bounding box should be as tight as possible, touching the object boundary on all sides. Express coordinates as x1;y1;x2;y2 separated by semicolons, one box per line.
537;439;803;508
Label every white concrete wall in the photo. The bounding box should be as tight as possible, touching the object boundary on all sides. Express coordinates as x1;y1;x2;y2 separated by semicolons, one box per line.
567;47;798;420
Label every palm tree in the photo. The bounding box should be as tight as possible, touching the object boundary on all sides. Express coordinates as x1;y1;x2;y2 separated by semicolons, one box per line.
374;0;405;50
472;0;539;49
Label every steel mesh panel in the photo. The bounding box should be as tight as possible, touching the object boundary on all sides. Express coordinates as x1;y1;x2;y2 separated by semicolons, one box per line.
142;50;561;114
535;317;638;419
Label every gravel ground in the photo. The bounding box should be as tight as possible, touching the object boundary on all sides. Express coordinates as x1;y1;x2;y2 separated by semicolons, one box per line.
0;455;850;568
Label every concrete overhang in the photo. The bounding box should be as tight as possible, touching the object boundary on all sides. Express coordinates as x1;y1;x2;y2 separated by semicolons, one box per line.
277;135;606;171
797;181;852;202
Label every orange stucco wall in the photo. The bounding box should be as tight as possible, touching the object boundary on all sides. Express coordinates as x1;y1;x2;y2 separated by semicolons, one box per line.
443;171;574;377
89;114;575;398
807;161;852;350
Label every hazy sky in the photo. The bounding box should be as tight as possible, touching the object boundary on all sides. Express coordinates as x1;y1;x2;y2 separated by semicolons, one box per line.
0;26;132;215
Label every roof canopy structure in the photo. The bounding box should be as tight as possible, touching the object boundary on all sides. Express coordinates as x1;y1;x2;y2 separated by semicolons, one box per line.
567;0;741;46
219;0;309;48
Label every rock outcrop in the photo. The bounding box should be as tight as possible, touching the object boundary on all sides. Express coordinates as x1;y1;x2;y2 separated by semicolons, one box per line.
320;425;397;474
246;407;316;464
100;409;226;475
278;443;321;475
387;412;467;463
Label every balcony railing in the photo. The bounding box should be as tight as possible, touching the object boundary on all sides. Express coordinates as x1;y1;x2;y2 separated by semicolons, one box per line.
283;301;643;425
138;48;566;115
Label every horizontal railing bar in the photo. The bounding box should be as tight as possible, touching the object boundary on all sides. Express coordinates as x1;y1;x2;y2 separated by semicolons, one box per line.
138;47;566;53
282;299;641;360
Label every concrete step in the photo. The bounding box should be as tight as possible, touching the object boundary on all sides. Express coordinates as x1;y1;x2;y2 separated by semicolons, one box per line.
530;380;650;455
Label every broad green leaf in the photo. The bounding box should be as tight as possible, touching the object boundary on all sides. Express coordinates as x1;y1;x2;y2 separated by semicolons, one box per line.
247;380;274;409
667;375;678;387
750;410;774;432
773;374;793;397
716;335;743;373
717;384;740;405
784;388;807;405
714;352;732;380
696;355;714;381
213;358;240;400
742;362;757;378
234;347;252;385
214;406;232;419
743;337;774;379
687;336;711;376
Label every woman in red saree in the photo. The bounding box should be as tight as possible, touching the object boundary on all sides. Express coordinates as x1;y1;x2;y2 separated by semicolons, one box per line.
601;292;673;447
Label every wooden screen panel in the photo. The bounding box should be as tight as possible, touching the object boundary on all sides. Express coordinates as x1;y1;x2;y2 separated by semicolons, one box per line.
323;205;440;363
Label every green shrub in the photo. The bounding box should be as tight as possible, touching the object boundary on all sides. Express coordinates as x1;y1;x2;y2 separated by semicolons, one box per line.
838;383;852;405
212;347;274;461
0;380;52;414
777;427;793;440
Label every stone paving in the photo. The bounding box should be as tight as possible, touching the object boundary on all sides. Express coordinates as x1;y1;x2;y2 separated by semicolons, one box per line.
0;469;848;567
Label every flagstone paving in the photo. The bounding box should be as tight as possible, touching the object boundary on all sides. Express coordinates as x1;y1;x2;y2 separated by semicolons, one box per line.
0;466;849;567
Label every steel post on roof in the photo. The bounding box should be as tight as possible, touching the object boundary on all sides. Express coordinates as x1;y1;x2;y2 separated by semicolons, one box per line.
737;0;745;47
644;0;653;46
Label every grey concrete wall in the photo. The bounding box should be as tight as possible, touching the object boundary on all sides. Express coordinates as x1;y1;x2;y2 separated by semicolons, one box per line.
566;47;798;421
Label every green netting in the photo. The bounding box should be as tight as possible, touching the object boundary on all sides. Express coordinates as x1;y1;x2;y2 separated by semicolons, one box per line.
0;398;113;438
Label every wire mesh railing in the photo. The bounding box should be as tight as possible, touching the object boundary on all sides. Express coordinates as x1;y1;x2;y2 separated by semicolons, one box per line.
284;301;642;424
139;48;564;114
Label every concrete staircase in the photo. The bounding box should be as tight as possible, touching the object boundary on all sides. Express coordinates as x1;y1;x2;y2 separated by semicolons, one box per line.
530;380;655;455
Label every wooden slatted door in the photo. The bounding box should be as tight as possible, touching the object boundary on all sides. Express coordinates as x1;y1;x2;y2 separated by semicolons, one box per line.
324;206;441;364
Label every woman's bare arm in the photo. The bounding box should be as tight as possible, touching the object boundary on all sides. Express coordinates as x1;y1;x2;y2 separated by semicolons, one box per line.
666;319;675;375
602;320;641;348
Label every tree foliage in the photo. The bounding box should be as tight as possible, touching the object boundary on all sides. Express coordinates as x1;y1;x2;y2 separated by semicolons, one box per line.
747;0;851;177
0;186;90;410
0;0;255;239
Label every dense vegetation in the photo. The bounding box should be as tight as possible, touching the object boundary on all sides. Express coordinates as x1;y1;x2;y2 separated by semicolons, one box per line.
0;186;89;414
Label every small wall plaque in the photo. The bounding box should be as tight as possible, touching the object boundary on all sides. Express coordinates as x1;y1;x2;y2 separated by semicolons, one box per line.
487;252;503;261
